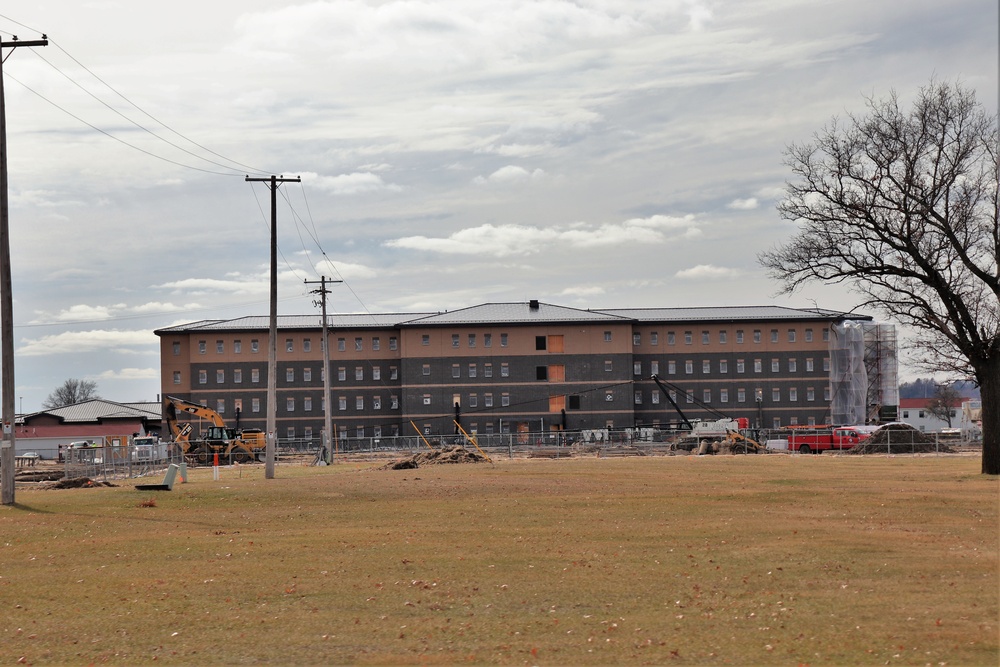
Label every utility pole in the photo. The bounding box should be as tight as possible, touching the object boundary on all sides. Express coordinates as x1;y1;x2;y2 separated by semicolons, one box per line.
245;174;299;479
1;35;48;506
305;276;341;463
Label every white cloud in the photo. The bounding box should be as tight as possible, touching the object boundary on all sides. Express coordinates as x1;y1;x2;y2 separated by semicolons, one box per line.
130;301;204;314
18;329;158;357
385;215;699;257
473;165;546;185
675;264;743;280
97;367;160;381
300;171;402;195
727;197;759;210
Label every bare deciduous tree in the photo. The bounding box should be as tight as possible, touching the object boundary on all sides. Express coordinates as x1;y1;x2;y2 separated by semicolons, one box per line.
759;80;999;474
42;379;100;409
927;384;963;428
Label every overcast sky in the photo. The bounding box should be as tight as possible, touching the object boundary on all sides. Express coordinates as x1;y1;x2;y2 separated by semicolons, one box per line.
2;0;997;411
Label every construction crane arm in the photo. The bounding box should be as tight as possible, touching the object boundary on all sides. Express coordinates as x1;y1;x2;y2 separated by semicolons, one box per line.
164;395;226;427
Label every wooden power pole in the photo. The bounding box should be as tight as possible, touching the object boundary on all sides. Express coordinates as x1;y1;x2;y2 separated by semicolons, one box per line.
1;35;48;506
305;276;341;463
245;175;299;479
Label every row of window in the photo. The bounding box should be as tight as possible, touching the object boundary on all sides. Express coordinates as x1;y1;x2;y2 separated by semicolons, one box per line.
644;385;832;405
633;327;831;347
640;357;830;376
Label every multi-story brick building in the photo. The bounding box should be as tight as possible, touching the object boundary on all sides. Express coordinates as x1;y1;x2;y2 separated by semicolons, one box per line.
155;300;893;442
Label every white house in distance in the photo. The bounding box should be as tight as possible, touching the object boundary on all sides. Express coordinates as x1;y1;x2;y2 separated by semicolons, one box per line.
898;397;981;438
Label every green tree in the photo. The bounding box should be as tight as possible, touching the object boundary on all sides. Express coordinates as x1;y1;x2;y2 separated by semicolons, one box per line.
42;378;100;409
759;80;999;474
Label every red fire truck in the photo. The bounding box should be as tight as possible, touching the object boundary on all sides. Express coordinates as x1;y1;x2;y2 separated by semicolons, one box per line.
786;426;877;454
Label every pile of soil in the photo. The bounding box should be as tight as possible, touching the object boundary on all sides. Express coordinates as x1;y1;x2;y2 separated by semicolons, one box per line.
44;477;118;489
381;446;487;470
850;423;954;454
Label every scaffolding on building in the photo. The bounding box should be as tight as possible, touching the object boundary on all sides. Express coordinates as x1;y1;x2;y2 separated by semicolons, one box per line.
829;321;899;425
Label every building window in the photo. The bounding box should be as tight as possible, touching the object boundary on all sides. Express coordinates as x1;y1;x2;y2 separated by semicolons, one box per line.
633;333;641;346
355;367;364;381
287;426;296;440
198;370;207;384
787;329;796;343
772;388;780;402
736;330;744;344
452;364;461;378
287;397;295;412
771;359;780;373
469;394;478;408
338;338;346;351
468;363;477;378
371;367;380;381
423;394;432;405
686;390;694;404
216;340;224;354
685;360;693;374
823;357;831;372
303;368;312;382
720;359;728;373
604;331;612;342
703;389;711;403
286;368;295;382
737;359;745;373
822;328;830;342
634;361;642;376
339;396;347;411
355;337;363;351
805;328;813;342
252;398;260;413
824;386;831;401
468;334;476;348
172;341;181;356
286;338;294;353
233;340;241;354
702;360;710;373
770;329;779;343
605;360;613;373
422;364;430;376
373;396;381;410
807;387;815;402
389;336;397;350
303;338;312;352
390;366;398;380
753;330;761;343
737;388;746;403
789;387;798;402
484;333;492;348
371;337;379;351
335;367;346;381
536;366;548;381
484;393;493;407
421;334;430;346
684;331;693;345
304;397;312;411
452;334;460;348
172;371;181;384
501;393;510;407
754;359;762;373
650;360;659;375
634;390;642;404
234;369;242;384
720;388;729;403
719;331;727;344
391;395;399;409
650;332;658;346
788;358;797;373
667;332;676;345
651;392;660;405
701;331;710;345
251;339;259;353
356;396;364;410
304;426;313;440
501;333;508;347
252;368;260;383
484;363;493;378
198;340;207;354
668;360;676;375
806;358;814;372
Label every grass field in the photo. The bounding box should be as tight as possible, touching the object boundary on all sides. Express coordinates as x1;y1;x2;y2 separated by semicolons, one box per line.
1;454;997;665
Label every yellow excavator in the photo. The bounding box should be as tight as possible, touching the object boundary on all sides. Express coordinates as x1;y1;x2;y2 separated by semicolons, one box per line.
164;396;266;464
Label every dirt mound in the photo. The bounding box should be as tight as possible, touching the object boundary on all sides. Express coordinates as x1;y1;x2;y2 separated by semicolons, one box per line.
44;477;118;489
850;423;954;454
381;446;487;470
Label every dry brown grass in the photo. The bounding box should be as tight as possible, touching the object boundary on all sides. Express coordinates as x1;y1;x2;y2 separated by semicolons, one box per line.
1;455;996;665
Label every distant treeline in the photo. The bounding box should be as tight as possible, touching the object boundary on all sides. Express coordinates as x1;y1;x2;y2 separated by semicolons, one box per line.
899;378;981;399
